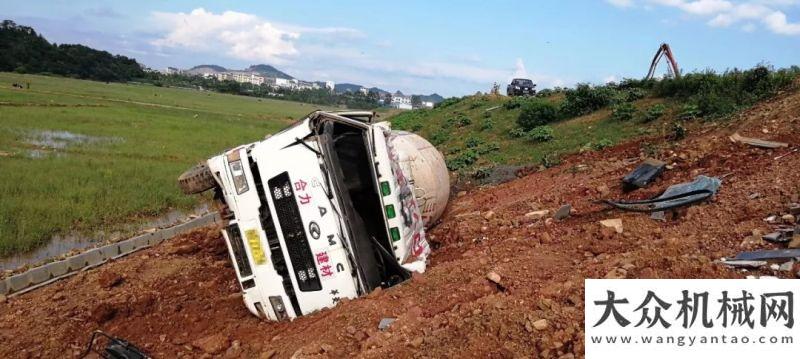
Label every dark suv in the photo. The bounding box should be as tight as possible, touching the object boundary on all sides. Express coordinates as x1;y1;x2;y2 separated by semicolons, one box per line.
507;78;536;96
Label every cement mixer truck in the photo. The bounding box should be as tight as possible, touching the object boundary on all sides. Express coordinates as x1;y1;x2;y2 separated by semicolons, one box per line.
177;111;449;321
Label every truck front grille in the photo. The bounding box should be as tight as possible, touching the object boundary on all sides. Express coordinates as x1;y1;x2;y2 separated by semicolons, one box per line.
225;223;253;278
268;172;322;292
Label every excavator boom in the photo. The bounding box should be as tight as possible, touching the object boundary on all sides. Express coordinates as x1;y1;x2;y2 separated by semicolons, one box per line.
646;43;680;80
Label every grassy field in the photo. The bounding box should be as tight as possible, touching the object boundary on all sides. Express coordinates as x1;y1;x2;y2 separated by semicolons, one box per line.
0;73;324;255
387;94;672;175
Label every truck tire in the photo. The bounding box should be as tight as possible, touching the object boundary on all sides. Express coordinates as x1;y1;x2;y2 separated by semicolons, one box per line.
178;163;216;194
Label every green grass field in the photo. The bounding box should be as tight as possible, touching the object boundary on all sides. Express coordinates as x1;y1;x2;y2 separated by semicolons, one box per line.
0;73;325;255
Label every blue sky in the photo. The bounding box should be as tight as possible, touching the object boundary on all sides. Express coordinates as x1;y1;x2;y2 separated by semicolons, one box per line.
2;0;799;96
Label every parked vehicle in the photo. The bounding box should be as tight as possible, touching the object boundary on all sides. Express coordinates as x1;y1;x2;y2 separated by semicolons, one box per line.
507;78;536;96
178;111;449;321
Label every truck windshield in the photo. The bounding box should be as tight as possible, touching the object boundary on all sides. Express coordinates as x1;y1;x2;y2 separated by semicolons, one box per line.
318;120;410;292
515;79;533;86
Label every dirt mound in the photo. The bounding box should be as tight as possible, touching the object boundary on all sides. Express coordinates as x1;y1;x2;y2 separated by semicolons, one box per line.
1;89;799;357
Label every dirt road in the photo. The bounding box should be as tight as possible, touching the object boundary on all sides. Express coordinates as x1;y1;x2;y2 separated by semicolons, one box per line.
1;88;799;358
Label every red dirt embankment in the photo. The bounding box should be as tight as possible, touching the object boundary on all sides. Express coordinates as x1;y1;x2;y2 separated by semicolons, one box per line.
1;88;799;358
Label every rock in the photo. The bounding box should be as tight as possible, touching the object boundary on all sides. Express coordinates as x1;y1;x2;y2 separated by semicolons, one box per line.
788;235;800;249
599;219;623;234
779;261;795;272
98;271;123;289
782;214;796;224
553;204;572;220
525;210;549;220
0;294;6;303
483;211;495;220
52;292;66;301
170;243;200;255
605;268;627;279
91;302;116;323
532;319;549;330
260;349;277;359
193;334;229;354
457;191;467;197
597;185;610;196
409;337;424;348
378;318;396;331
486;271;502;285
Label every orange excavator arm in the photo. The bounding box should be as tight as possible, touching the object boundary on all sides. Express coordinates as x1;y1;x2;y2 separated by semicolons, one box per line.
646;43;680;80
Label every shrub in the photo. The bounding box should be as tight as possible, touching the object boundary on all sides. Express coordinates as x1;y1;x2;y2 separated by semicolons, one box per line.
677;104;701;121
480;118;494;131
509;127;527;138
540;152;561;168
642;104;666;122
517;100;559;130
560;84;616;116
431;130;449;145
669;122;687;140
528;125;554;142
435;97;462;108
477;142;500;154
446;149;478;170
695;89;737;118
456;114;472;127
503;96;526;110
465;136;484;148
592;138;614;150
610;102;636;121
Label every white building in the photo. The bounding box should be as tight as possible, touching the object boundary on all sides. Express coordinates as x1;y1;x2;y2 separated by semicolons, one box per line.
391;92;413;110
421;101;435;109
325;81;335;91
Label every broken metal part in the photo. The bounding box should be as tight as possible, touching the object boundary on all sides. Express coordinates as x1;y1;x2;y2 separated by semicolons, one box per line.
720;260;767;269
762;232;791;244
602;175;722;213
622;158;665;190
734;249;800;261
729;132;789;149
81;330;149;359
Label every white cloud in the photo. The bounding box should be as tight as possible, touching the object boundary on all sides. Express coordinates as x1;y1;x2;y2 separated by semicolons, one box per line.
612;0;800;36
150;8;367;64
607;0;636;8
604;75;620;83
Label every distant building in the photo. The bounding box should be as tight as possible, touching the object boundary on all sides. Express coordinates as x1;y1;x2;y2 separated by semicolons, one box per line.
359;87;369;95
391;91;412;110
164;67;181;75
325;81;335;91
421;101;435;109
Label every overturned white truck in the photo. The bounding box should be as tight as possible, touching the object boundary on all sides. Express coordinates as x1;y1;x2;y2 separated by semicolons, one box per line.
178;111;449;321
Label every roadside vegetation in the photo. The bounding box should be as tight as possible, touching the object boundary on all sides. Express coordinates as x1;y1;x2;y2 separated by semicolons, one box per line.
389;65;800;176
0;72;321;255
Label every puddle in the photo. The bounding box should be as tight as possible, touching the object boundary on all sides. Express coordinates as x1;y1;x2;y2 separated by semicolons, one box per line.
0;203;211;271
22;130;123;158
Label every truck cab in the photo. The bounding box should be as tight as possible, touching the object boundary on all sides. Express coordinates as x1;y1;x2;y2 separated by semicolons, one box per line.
179;111;448;320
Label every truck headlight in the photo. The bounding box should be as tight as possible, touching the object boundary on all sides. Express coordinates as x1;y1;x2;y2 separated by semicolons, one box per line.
269;296;289;321
228;160;249;194
514;86;520;89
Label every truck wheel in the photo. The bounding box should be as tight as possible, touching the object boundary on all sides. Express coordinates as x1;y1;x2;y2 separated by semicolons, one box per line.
178;163;216;194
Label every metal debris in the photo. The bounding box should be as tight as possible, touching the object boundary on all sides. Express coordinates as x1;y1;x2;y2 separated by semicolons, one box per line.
603;175;721;213
721;260;767;269
734;248;800;261
729;133;789;149
622;158;665;190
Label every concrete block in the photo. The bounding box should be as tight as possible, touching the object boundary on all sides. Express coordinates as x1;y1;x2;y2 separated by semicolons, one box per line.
27;266;51;285
131;235;149;249
118;240;136;254
99;244;120;260
67;253;89;271
148;232;165;246
0;279;8;295
44;260;69;277
7;273;30;292
160;226;178;239
83;249;104;266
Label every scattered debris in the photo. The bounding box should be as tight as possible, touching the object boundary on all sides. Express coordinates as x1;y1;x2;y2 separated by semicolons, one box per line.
729;132;789;149
483;211;495;220
622;158;665;190
764;215;780;224
774;148;798;160
485;105;501;112
378;318;397;331
782;214;796;224
748;192;761;200
779;261;795;272
720;260;767;269
553;204;572;221
788;203;800;216
762;231;791;244
599;219;623;234
486;271;502;285
82;331;150;359
734;248;800;261
603;175;721;213
524;210;549;220
192;333;229;354
788;235;800;249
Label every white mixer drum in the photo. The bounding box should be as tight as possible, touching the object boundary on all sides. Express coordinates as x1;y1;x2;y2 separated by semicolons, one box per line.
389;131;450;227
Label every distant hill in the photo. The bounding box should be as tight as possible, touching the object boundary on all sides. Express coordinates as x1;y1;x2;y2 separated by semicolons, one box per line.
0;20;143;82
245;64;293;79
420;93;444;103
185;64;227;75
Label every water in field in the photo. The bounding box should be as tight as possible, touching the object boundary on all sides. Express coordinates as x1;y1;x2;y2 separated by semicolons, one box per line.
0;203;211;271
23;130;123;158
